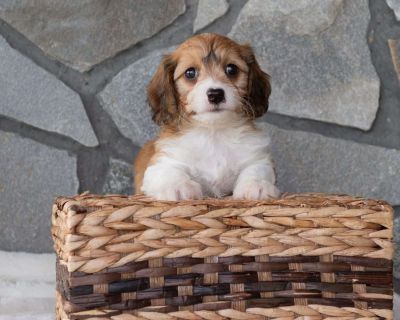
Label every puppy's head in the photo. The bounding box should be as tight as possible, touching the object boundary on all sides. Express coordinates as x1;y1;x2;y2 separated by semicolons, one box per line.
147;33;271;126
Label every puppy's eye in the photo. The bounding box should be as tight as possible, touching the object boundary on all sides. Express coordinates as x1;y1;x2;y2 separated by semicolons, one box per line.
184;67;198;80
225;64;238;76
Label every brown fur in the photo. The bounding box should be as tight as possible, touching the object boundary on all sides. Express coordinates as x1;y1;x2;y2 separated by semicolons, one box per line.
240;45;271;118
134;33;270;194
134;140;155;193
134;127;180;194
147;55;180;126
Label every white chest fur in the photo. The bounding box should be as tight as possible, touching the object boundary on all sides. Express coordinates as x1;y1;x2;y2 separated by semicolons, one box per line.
155;124;270;197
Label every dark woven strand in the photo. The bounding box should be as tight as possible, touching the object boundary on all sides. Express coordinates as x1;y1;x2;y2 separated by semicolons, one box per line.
57;256;393;313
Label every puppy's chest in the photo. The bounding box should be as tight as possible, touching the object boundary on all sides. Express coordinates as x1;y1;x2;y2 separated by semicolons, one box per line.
164;130;258;194
188;140;241;179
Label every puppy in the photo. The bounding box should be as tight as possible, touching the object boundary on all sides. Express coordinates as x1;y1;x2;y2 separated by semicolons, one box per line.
134;33;279;201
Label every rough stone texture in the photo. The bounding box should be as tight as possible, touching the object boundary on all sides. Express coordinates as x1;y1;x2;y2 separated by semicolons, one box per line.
193;0;229;32
97;48;176;146
0;34;98;146
0;131;78;252
387;0;400;20
259;122;400;205
230;0;380;131
0;0;186;71
102;158;133;195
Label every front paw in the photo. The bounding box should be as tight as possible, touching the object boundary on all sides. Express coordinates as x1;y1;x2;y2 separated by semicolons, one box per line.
233;180;280;200
147;179;203;201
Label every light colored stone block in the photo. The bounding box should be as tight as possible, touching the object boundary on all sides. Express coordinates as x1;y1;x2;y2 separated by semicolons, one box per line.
0;0;185;71
260;122;400;205
230;0;380;130
193;0;229;32
0;131;79;252
0;35;98;146
387;0;400;20
98;48;176;146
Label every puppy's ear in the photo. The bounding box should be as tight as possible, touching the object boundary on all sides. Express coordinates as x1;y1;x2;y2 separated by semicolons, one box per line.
147;54;179;126
241;45;271;118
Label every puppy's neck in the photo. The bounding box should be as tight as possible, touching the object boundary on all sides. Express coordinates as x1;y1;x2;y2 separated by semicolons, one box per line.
159;117;255;140
191;111;252;130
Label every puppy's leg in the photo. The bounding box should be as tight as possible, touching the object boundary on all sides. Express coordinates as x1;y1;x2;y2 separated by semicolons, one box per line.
233;157;280;200
142;161;203;201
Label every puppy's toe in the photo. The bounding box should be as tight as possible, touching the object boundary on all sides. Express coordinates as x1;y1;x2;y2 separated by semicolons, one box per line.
175;180;203;200
233;180;280;200
259;183;280;199
147;179;203;201
158;180;203;201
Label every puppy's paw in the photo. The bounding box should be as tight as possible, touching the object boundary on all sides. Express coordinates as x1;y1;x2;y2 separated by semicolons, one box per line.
233;180;280;200
150;180;203;201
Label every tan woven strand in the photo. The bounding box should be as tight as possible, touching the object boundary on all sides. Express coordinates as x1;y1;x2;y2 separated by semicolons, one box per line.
177;264;193;297
202;256;219;303
149;258;165;308
255;255;273;298
320;254;336;299
121;272;136;280
149;258;164;288
121;292;137;302
93;283;108;294
204;256;219;285
177;285;193;297
290;262;307;306
352;264;368;309
228;263;243;272
230;283;245;312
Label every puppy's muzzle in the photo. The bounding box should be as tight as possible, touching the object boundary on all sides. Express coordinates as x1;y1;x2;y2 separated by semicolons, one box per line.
207;88;225;104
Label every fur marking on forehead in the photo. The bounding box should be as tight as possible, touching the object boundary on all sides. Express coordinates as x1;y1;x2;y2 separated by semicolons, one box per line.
202;49;219;65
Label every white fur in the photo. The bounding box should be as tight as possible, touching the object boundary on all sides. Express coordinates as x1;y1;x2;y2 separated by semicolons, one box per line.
141;118;280;201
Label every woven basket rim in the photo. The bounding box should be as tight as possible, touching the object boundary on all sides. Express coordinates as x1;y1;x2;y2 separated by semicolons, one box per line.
56;192;391;209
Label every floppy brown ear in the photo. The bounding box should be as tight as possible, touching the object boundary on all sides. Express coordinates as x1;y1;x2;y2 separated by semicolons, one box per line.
241;45;271;118
147;54;179;126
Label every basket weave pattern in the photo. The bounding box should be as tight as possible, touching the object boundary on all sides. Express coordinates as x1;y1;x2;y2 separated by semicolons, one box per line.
52;193;394;319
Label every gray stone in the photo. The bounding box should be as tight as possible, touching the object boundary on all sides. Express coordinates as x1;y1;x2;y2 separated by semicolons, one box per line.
230;0;380;131
258;122;400;205
387;0;400;20
102;158;133;195
193;0;229;32
0;0;186;71
0;131;78;252
0;35;98;147
98;48;176;146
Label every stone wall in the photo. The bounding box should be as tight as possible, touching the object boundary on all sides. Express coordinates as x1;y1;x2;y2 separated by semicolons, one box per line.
0;0;399;281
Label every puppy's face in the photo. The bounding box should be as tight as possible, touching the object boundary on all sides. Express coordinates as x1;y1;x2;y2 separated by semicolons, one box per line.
148;33;271;126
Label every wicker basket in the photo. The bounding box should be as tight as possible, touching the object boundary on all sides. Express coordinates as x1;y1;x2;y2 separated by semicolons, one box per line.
52;193;394;320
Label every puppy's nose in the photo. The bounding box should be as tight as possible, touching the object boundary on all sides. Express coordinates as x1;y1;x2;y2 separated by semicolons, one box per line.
207;88;225;104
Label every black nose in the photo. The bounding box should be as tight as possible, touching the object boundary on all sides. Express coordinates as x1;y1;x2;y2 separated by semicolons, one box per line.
207;88;225;104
